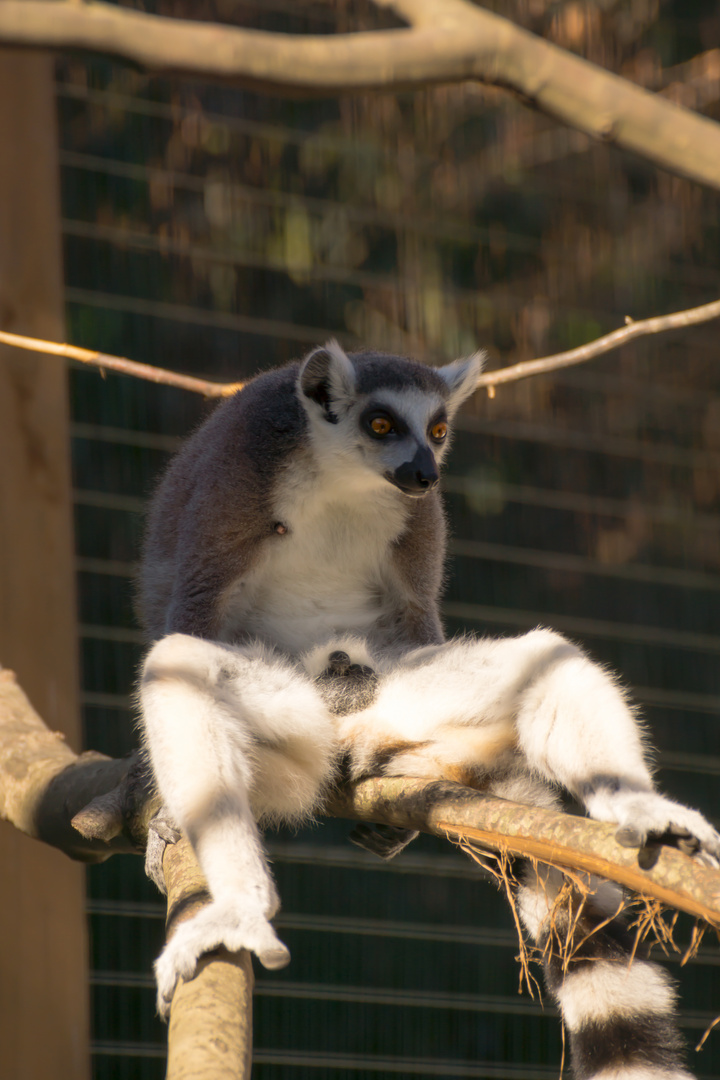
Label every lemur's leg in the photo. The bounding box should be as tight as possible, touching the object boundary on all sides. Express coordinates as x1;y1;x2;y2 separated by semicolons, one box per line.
517;865;693;1080
140;632;338;1017
339;630;700;1080
341;629;720;862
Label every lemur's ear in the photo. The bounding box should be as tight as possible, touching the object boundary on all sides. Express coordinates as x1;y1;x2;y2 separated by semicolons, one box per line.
298;340;356;423
435;351;484;415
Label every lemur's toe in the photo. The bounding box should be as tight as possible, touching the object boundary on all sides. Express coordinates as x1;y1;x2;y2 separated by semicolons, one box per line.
258;942;291;970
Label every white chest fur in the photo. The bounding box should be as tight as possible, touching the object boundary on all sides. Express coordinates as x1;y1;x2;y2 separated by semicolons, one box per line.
218;467;410;656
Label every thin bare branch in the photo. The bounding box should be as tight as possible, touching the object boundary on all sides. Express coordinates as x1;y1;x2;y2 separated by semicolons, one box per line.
0;330;243;398
3;296;720;400
476;297;720;393
697;1014;720;1053
1;0;720;189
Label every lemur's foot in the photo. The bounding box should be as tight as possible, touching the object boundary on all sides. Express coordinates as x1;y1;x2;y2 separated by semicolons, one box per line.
144;807;182;895
587;786;720;868
315;650;379;716
155;900;290;1019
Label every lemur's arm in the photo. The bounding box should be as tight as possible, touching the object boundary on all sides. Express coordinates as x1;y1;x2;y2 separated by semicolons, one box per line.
139;367;304;641
385;493;448;649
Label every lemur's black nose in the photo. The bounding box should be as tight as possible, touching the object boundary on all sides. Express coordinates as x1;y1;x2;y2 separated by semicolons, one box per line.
393;447;439;494
414;469;439;490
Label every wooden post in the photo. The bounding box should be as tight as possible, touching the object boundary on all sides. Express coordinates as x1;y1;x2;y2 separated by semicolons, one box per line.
0;49;90;1079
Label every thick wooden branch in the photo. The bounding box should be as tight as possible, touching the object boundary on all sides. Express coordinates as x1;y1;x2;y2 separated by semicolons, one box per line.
0;669;252;1074
0;668;144;860
1;666;719;921
163;836;254;1080
1;0;720;190
2;666;720;1072
328;778;720;930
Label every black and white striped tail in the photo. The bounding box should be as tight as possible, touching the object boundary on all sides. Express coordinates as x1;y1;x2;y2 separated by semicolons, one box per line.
517;867;693;1080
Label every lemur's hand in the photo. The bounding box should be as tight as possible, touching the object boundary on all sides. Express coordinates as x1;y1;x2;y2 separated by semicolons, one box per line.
315;650;379;716
144;807;182;894
615;794;720;868
586;784;720;868
315;650;419;860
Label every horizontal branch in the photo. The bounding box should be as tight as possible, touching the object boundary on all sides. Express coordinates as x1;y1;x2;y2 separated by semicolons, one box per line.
1;667;718;924
0;668;146;859
2;295;720;400
1;0;720;189
329;778;720;930
2;667;719;1060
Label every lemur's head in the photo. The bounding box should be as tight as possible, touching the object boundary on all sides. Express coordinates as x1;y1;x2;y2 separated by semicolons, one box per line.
297;341;482;497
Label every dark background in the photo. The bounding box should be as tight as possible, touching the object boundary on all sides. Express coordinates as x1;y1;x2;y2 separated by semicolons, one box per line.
58;1;720;1075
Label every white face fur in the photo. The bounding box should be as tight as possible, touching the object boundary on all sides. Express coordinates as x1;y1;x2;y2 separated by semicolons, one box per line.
297;341;483;497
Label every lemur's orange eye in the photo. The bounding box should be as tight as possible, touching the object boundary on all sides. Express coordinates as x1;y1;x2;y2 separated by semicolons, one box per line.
430;421;448;442
370;416;393;436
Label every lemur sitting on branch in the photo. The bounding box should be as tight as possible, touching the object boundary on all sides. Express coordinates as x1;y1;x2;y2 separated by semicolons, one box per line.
138;341;719;1080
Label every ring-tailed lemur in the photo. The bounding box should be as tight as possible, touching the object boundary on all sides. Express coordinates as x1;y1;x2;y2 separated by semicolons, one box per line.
138;341;718;1078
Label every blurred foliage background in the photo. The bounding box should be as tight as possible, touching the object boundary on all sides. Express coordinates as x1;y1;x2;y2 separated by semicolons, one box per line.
57;0;720;1076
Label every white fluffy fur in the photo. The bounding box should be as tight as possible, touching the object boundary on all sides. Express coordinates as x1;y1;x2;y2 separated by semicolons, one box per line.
555;961;678;1032
515;863;567;941
218;463;409;655
142;633;338;1014
336;631;654;801
589;1070;695;1080
143;624;720;1022
584;786;720;854
435;350;485;410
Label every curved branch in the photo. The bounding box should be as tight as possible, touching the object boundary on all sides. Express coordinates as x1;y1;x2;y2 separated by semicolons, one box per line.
2;295;720;400
2;668;719;1067
1;0;720;189
0;330;244;399
328;778;720;930
0;669;140;858
476;296;720;393
1;668;718;923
